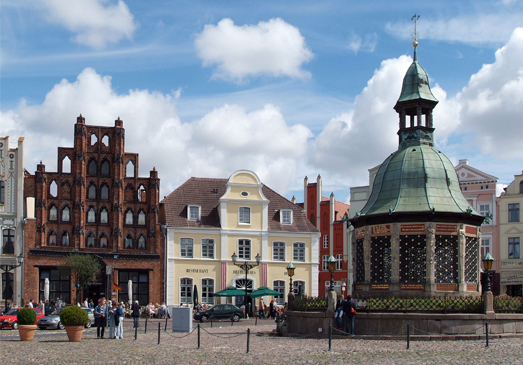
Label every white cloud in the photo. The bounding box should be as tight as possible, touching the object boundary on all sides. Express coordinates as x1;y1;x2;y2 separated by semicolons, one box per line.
385;13;522;45
347;32;378;54
1;68;312;197
40;0;137;49
194;18;313;82
457;27;523;159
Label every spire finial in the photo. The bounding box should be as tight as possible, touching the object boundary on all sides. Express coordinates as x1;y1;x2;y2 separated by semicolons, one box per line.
411;14;420;61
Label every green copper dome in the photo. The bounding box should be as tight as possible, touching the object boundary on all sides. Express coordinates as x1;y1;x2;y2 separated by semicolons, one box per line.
396;48;438;104
360;145;479;216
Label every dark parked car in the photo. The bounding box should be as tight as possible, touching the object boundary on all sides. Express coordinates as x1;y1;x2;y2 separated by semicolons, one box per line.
194;304;244;322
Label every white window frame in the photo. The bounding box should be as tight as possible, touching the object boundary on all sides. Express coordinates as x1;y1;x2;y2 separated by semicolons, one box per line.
125;210;133;225
293;242;305;262
239;206;251;225
87;208;96;223
180;238;194;258
481;237;492;258
50;206;58;221
336;254;343;270
100;209;108;224
138;235;146;249
509;237;520;259
201;278;214;304
238;239;251;260
281;210;293;225
180;278;193;304
62;206;70;222
273;280;285;305
273;242;285;261
322;255;328;270
188;205;201;221
323;235;328;249
479;203;491;225
201;238;214;259
292;280;306;296
138;210;146;225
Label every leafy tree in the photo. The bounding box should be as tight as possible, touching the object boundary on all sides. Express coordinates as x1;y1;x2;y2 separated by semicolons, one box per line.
61;254;101;305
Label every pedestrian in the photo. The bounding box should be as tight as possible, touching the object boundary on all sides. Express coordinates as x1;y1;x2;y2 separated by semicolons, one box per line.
108;300;116;339
94;299;107;338
115;302;124;339
83;299;88;308
334;295;344;330
28;299;33;308
342;295;356;335
89;299;94;309
269;299;275;319
45;300;56;316
56;298;61;308
132;300;140;328
37;300;44;312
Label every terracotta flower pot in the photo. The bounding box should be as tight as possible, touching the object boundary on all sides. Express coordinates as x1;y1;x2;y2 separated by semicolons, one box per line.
18;325;37;341
64;326;84;342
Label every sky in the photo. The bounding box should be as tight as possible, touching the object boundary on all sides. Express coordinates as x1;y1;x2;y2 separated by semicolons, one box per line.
2;0;523;207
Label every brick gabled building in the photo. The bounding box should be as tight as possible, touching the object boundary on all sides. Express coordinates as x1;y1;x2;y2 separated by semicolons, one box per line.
24;115;163;305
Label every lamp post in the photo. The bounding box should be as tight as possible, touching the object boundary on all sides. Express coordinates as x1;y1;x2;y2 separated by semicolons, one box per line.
231;252;261;317
482;252;494;292
341;281;346;298
327;255;336;292
286;262;295;293
0;254;24;313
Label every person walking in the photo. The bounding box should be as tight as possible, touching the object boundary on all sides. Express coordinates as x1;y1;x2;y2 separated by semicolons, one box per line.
108;301;116;339
342;295;356;335
115;302;124;339
335;295;344;330
132;300;140;328
94;299;107;339
259;299;266;319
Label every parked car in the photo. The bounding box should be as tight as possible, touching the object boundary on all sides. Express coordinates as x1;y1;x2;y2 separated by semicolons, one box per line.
193;304;244;322
38;307;95;330
0;308;44;330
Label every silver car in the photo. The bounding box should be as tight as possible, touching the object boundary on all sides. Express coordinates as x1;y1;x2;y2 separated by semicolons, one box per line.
37;307;95;330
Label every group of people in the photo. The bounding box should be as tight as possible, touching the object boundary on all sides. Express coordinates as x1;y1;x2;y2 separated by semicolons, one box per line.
258;299;277;319
334;295;357;335
93;298;126;339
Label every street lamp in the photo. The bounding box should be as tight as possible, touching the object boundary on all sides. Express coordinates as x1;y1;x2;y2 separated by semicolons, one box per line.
327;255;336;292
341;281;346;297
482;252;494;292
0;254;24;313
231;252;261;317
286;262;295;293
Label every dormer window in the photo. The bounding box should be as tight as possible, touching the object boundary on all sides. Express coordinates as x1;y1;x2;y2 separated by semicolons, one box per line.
188;205;201;221
281;210;293;225
239;207;251;224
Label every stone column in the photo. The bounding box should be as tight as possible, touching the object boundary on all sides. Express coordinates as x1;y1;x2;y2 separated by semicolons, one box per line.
426;223;436;292
390;224;400;292
458;226;467;293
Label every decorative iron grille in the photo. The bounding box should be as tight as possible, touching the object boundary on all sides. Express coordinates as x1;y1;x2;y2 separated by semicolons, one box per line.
465;236;479;283
293;296;328;311
355;238;365;283
494;295;523;313
370;236;391;283
399;235;427;283
353;295;483;313
435;235;458;283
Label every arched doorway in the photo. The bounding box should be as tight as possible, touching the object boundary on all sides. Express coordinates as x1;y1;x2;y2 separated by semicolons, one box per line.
234;278;254;315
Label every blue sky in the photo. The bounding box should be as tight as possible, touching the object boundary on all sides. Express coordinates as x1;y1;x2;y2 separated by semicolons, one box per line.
2;0;523;206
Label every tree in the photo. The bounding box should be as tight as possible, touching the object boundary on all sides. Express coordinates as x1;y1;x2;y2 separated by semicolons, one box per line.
61;254;101;305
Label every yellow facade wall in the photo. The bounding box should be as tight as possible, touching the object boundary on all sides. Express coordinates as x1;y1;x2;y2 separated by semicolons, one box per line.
226;203;264;230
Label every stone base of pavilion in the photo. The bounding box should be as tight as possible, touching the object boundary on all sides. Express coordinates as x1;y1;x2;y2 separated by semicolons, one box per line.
282;311;523;337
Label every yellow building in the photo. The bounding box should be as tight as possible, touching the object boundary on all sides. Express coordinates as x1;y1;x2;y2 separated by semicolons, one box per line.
160;170;319;309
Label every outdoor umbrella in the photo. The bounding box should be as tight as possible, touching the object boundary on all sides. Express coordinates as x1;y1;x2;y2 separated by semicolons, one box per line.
250;286;282;298
193;285;199;305
44;278;50;302
213;286;245;297
128;279;133;305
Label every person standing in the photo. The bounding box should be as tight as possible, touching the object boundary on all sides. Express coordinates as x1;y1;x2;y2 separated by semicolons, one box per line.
115;302;124;339
334;295;344;330
89;299;94;309
259;299;266;319
94;299;107;338
132;300;140;328
108;301;116;339
342;295;356;335
269;300;276;319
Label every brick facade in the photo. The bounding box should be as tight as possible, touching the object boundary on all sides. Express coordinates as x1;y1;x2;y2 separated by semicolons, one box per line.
24;115;163;305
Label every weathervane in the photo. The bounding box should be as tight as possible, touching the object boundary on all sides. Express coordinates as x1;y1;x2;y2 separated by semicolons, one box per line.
411;14;420;46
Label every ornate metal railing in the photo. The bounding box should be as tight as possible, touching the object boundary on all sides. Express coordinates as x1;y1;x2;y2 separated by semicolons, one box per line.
494;295;523;313
292;296;328;311
353;295;484;314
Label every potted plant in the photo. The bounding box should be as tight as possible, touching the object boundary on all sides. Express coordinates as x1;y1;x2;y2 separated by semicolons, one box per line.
17;308;37;341
60;305;89;342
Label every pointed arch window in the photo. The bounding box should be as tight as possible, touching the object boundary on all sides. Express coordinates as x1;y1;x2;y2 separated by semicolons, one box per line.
100;208;108;224
125;233;133;249
90;133;98;146
49;206;58;221
138;184;146;202
61;231;70;246
86;233;96;248
62;206;70;222
48;231;57;246
101;184;109;200
87;208;96;223
50;180;58;197
138;235;146;250
100;234;108;248
126;160;135;177
101;135;109;146
88;159;97;176
101;160;110;176
125;210;133;225
88;184;96;200
138;210;146;225
62;155;71;173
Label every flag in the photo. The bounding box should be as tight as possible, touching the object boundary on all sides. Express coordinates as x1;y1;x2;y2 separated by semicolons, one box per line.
114;283;122;291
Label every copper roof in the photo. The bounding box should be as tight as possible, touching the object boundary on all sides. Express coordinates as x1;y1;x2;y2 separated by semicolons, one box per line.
160;177;318;233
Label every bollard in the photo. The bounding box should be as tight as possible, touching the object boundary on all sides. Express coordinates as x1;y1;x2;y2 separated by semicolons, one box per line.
145;316;148;334
134;325;138;340
231;317;234;326
329;324;332;351
165;314;168;332
246;328;250;354
198;324;201;349
211;316;213;328
485;322;489;347
158;322;161;345
406;323;410;350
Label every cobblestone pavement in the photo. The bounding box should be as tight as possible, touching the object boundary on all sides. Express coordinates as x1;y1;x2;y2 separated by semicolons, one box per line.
1;319;522;364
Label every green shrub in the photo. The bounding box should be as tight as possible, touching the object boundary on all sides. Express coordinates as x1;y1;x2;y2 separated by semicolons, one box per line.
59;305;88;327
17;308;37;325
